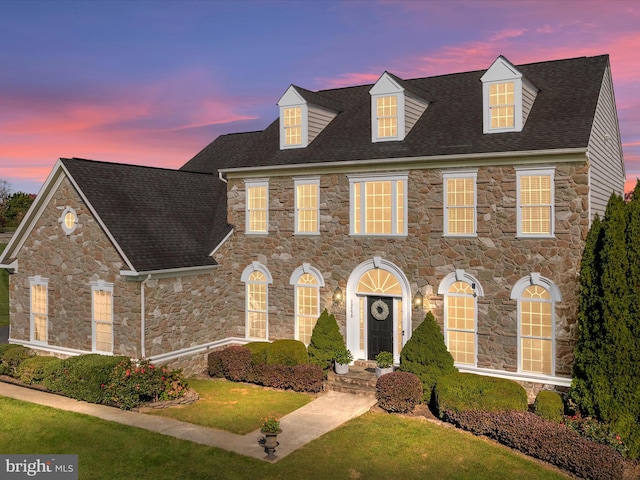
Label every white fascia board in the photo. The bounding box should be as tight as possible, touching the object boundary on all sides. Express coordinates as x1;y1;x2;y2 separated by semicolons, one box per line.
0;259;18;273
277;85;305;106
481;56;522;82
120;264;217;281
219;147;588;178
209;228;234;257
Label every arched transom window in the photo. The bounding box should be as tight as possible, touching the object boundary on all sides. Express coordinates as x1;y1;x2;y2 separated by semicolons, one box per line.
446;281;476;365
520;285;553;374
356;269;402;295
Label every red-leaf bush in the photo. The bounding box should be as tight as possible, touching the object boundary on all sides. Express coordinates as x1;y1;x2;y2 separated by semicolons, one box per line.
252;363;290;389
207;350;225;378
290;364;323;393
376;371;422;413
218;345;252;381
443;409;625;480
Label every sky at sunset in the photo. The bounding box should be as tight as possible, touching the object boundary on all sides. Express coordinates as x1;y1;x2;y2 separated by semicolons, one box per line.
1;0;639;195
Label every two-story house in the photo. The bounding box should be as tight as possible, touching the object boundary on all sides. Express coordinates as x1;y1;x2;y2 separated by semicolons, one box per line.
0;54;624;393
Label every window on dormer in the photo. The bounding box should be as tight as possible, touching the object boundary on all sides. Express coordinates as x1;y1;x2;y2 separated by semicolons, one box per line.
489;82;515;129
376;96;398;138
284;107;302;146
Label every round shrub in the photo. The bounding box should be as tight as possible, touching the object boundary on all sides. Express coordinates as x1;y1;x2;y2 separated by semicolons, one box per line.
534;390;565;423
308;309;345;371
376;371;422;413
267;339;309;366
17;356;61;385
0;345;34;377
290;364;323;393
207;350;224;378
219;345;252;381
435;372;528;417
244;341;270;365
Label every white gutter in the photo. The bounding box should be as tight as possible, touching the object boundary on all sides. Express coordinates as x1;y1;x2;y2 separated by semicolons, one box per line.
120;264;217;281
0;259;18;273
218;171;227;183
140;274;151;359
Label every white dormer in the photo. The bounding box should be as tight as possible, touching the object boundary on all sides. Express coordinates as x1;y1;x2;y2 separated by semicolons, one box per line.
277;85;339;150
369;72;428;143
481;56;538;134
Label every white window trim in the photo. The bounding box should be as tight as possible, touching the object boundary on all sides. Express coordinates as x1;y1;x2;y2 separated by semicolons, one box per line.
28;275;48;345
438;270;483;367
511;273;561;376
244;179;269;235
348;172;408;237
442;169;478;237
279;104;308;149
482;80;522;133
370;93;405;142
241;262;272;340
91;280;114;354
289;263;325;345
515;166;555;238
293;176;320;235
59;206;78;235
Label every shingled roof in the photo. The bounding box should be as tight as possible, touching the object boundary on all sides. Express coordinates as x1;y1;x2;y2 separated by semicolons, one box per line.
62;158;230;272
182;55;609;175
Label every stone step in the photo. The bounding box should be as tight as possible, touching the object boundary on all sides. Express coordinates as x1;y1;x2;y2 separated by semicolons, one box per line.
327;365;378;397
327;381;376;397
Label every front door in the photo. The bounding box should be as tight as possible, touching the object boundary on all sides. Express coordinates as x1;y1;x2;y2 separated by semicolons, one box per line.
367;296;394;360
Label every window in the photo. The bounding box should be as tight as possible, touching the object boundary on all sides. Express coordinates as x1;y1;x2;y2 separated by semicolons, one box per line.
242;262;272;340
438;270;482;367
443;171;477;236
290;264;324;345
92;280;113;353
29;276;48;343
245;180;268;234
283;107;302;146
516;168;554;237
294;177;319;234
511;274;561;376
489;82;514;129
376;96;398;139
60;206;78;235
349;173;407;236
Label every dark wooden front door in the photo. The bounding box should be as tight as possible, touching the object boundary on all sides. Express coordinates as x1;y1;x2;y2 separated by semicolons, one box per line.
367;296;394;360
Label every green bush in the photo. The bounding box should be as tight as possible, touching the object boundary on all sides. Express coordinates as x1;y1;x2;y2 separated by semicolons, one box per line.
398;312;457;400
45;354;129;404
435;372;528;416
376;371;422;413
0;345;33;377
244;341;270;365
17;356;61;385
534;390;564;423
267;339;309;366
308;309;345;371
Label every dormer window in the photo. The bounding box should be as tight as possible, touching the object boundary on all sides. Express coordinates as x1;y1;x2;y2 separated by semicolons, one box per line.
284;107;302;146
376;95;398;138
481;56;538;134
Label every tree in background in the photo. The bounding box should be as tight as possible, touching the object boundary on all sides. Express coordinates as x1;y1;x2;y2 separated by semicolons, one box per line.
3;192;36;227
0;180;11;229
572;184;640;459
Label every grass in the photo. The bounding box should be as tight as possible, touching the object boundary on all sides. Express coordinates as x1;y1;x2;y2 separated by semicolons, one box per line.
146;378;313;434
0;395;568;480
0;243;8;327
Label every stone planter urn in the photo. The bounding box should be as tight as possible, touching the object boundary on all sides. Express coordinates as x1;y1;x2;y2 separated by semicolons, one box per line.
261;429;281;460
375;366;394;378
334;362;349;375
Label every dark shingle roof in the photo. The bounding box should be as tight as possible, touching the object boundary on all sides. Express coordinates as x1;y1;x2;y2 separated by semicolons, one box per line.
62;158;230;272
183;55;608;175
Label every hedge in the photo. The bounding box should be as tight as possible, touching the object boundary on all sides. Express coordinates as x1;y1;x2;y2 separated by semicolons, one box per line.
0;345;33;377
376;371;422;413
17;356;61;385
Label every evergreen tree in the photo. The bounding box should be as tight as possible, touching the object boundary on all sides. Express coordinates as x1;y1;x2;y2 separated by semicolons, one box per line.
307;309;345;371
398;311;457;401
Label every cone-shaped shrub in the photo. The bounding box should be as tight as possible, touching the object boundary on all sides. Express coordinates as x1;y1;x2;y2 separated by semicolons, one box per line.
398;311;457;400
307;309;345;371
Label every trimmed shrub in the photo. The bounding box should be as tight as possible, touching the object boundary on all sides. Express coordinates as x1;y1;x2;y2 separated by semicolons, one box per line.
308;309;345;371
534;390;564;423
219;345;252;382
207;350;225;378
45;354;129;404
267;339;309;366
290;364;323;393
564;414;630;458
435;372;527;416
252;363;290;389
17;356;61;385
398;311;457;400
376;371;422;413
0;345;34;377
244;341;270;365
443;409;625;480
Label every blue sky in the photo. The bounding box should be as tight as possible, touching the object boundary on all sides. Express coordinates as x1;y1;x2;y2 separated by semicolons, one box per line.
1;0;639;193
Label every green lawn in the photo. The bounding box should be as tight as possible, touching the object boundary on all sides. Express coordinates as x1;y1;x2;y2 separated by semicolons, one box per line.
0;243;8;327
0;395;568;480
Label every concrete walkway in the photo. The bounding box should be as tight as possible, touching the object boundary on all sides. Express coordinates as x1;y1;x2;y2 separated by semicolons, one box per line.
0;382;376;462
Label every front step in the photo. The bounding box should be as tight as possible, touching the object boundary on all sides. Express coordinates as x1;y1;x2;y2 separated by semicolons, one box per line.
327;365;377;397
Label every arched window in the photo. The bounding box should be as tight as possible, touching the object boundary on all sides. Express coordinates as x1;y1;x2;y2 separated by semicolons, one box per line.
290;264;324;345
438;270;482;366
511;273;561;375
241;262;273;340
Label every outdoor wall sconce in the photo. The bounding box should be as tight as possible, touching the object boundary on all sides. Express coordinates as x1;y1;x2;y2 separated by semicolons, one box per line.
333;286;343;305
413;291;424;309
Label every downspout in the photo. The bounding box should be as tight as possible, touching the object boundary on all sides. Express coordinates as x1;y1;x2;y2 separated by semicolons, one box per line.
218;171;227;183
140;275;151;359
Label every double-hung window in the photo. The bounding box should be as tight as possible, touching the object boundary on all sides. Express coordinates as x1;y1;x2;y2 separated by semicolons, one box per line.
290;264;324;345
245;180;269;234
489;82;515;129
29;276;48;344
443;170;477;236
241;262;272;340
92;280;113;353
283;107;302;146
349;173;407;236
516;167;554;237
376;95;398;139
294;177;319;235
